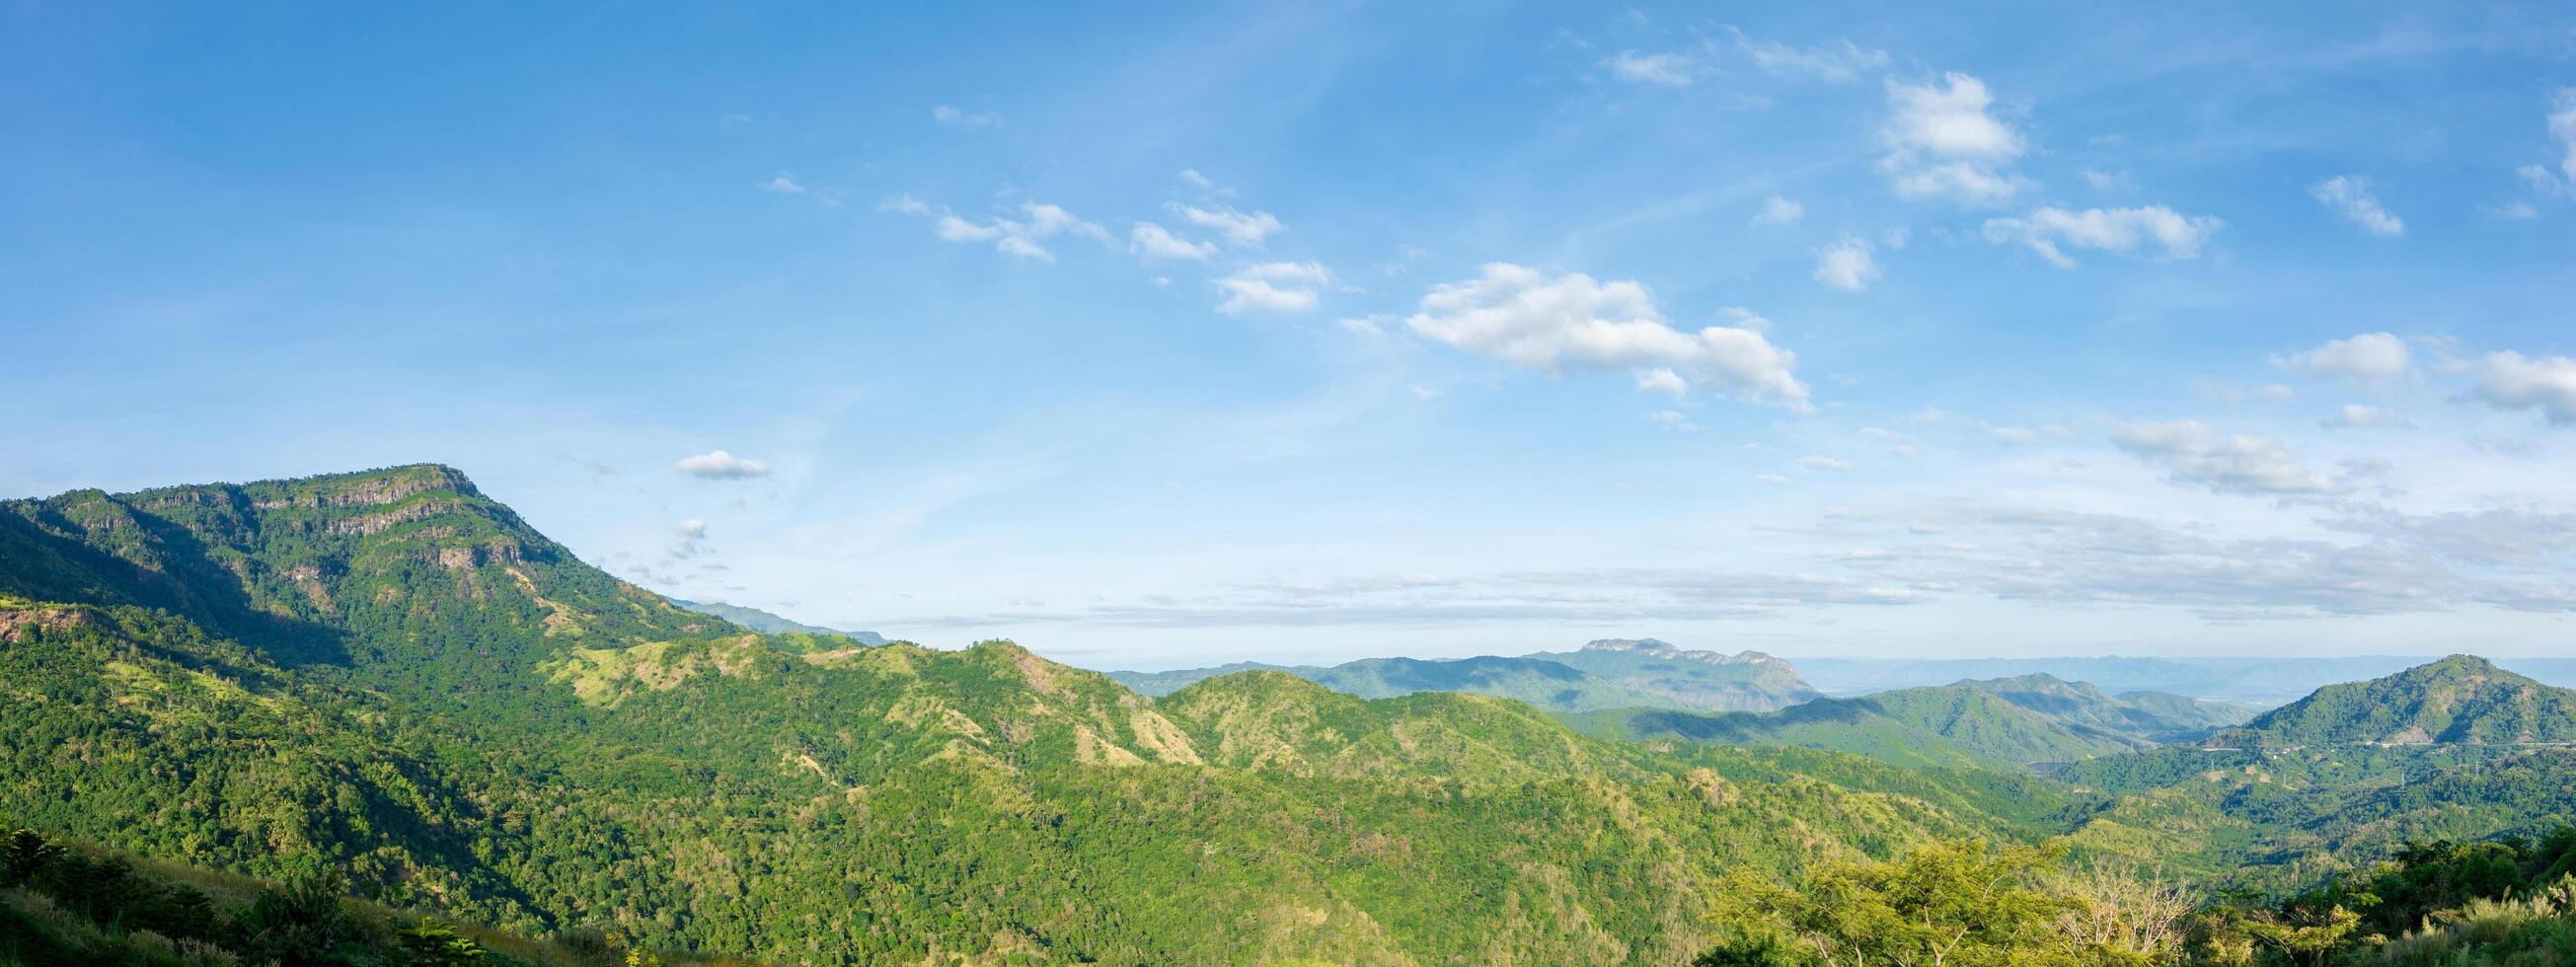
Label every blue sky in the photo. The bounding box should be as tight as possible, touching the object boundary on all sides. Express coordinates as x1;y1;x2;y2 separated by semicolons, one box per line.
6;3;2576;668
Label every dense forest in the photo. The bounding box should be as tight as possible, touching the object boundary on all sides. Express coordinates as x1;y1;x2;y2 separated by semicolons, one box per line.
3;465;2573;965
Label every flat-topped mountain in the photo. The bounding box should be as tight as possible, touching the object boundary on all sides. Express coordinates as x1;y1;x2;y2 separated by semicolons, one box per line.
2209;654;2576;749
1526;638;1823;711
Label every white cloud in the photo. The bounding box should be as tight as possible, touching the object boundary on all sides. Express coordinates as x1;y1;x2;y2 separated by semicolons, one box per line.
1731;33;1890;83
2488;200;2539;221
1409;384;1440;401
2472;351;2576;424
1753;195;1804;225
2273;332;2412;383
1646;409;1699;430
1798;455;1853;472
888;198;1109;260
1880;72;2027;204
1174;204;1284;248
2310;176;2404;236
1215;261;1330;314
2323;404;2391;428
1990;425;2040;444
1755;474;1792;485
1602;50;1698;86
1403;263;1809;408
1981;205;2224;267
2083;169;2131;190
760;173;806;195
931;105;1000;128
1178;169;1216;189
1812;237;1880;290
1634;368;1689;396
1128;222;1217;260
2111;419;2343;496
674;450;772;480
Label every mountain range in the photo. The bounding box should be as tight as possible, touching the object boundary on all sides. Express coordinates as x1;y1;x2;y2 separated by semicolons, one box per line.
5;464;2572;964
1109;637;1821;714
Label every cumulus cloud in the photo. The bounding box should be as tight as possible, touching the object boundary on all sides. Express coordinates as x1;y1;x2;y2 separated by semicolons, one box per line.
1602;50;1698;86
884;196;1108;260
1755;474;1791;485
759;173;806;195
1215;261;1330;314
1798;455;1853;472
673;450;772;480
2472;351;2576;424
1812;237;1881;290
2111;419;2343;496
1753;195;1804;225
2310;176;2404;236
1128;222;1217;260
1981;205;2224;267
1880;72;2027;204
2273;332;2412;383
931;105;1000;128
1174;203;1283;248
671;519;710;559
1403;263;1809;408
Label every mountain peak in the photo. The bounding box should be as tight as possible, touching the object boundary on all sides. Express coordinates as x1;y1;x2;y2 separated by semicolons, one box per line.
2219;653;2573;748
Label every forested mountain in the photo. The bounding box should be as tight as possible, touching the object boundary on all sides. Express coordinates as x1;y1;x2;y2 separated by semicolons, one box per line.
0;465;2075;965
1791;654;2576;704
8;465;2574;965
667;598;886;644
1953;674;2259;745
1567;683;2146;771
2207;655;2576;749
1526;638;1824;711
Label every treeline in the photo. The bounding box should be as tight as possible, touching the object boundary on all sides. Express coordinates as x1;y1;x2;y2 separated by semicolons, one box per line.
1696;830;2576;966
0;824;709;967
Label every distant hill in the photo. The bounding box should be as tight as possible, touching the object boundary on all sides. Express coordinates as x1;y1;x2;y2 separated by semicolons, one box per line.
1955;674;2258;745
1570;682;2136;771
2209;655;2576;749
1787;655;2576;704
1109;654;1699;713
1106;638;1818;714
1525;638;1823;711
670;598;887;644
1575;672;2254;771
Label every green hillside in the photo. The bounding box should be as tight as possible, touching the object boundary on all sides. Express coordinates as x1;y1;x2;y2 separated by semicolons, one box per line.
0;465;2073;965
2209;654;2576;749
1570;683;2144;771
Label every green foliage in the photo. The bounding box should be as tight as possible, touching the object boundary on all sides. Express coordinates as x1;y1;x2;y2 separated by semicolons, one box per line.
1710;839;2184;966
